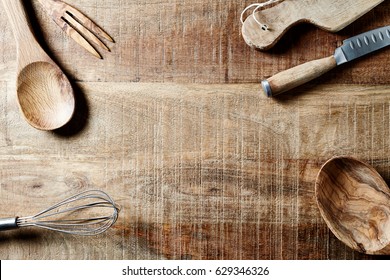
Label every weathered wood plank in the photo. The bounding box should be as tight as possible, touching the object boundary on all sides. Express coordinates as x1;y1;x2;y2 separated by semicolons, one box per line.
0;0;389;260
0;82;389;259
0;1;388;84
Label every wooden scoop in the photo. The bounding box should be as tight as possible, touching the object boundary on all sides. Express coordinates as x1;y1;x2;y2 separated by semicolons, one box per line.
2;0;75;130
315;156;390;255
242;0;384;50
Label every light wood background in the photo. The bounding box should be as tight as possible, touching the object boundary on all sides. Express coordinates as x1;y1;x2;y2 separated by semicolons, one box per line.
0;0;389;260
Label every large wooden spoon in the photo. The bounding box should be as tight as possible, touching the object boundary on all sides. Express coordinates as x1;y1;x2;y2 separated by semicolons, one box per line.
2;0;75;130
315;156;390;254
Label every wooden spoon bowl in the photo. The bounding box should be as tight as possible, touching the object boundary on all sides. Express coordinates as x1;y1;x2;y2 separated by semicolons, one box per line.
315;156;390;254
17;62;74;130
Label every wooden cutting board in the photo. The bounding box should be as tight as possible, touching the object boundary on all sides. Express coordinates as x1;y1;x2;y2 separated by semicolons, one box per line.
242;0;385;50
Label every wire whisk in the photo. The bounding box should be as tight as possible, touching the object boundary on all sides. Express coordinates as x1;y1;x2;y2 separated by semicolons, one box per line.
0;190;120;236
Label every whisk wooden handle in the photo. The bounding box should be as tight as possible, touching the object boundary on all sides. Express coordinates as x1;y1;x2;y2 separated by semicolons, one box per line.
0;217;18;231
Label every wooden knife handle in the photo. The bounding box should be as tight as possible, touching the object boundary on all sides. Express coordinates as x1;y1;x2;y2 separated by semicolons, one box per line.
262;55;337;97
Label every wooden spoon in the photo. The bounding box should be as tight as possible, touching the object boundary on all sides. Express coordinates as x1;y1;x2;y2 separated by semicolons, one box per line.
315;156;390;255
2;0;75;130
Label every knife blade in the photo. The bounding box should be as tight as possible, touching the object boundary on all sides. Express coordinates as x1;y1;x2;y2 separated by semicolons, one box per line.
261;26;390;97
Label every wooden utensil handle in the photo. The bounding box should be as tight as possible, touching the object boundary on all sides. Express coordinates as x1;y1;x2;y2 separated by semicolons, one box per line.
1;0;37;46
261;55;337;97
2;0;50;68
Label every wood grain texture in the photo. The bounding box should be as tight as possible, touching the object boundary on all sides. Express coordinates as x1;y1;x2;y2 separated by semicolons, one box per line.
1;0;386;84
316;157;390;255
241;0;384;50
263;55;337;96
0;0;389;260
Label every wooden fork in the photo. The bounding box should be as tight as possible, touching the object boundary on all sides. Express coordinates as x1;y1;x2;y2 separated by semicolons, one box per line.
36;0;114;59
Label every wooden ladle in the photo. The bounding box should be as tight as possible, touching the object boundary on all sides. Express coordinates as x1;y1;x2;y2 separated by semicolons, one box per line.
2;0;75;130
315;156;390;254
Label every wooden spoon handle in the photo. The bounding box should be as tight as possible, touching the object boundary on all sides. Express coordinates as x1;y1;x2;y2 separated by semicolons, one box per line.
1;0;37;43
242;1;301;50
1;0;47;67
261;55;337;97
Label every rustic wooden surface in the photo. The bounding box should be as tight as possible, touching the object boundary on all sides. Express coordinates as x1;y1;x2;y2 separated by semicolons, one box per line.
0;0;389;260
242;0;385;50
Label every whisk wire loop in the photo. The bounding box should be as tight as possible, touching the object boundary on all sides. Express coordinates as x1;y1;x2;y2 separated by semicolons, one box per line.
14;190;119;236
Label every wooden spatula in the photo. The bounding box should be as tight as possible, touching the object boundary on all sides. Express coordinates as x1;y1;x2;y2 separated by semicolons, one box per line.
242;0;384;50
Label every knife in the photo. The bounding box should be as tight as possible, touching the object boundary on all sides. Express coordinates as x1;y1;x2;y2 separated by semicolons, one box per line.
261;26;390;97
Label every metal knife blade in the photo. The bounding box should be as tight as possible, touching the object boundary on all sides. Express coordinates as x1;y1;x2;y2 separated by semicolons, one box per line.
334;25;390;65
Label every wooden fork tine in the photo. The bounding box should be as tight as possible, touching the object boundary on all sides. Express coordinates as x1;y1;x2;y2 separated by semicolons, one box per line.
49;14;101;58
37;0;114;58
59;19;102;59
66;5;114;43
63;12;110;52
